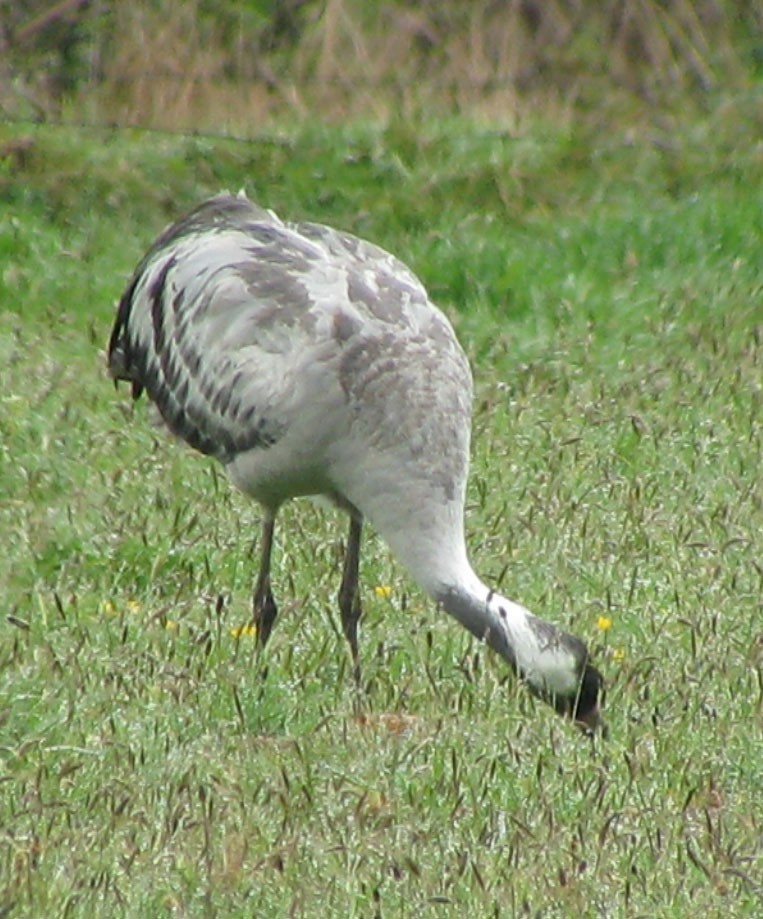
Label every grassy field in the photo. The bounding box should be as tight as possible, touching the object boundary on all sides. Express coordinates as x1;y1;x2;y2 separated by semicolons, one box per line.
1;100;762;916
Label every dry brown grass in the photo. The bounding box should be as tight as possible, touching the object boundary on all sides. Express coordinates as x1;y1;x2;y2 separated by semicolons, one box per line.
3;0;761;130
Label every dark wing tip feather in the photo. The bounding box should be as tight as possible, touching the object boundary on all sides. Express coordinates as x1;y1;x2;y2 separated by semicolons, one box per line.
107;193;262;395
107;276;141;393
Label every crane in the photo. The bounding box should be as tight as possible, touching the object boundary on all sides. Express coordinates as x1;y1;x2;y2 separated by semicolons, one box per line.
108;193;603;730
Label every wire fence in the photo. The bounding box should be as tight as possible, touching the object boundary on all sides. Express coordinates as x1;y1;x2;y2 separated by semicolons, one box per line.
0;110;271;146
0;69;553;140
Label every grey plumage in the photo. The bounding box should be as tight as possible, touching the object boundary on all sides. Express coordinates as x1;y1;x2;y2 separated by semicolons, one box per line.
108;193;603;729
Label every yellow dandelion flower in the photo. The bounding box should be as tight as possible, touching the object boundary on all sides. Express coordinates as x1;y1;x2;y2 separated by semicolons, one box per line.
374;585;393;599
612;647;625;662
229;623;257;639
597;615;613;631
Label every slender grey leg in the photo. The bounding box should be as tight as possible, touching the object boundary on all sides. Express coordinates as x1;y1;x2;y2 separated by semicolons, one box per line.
338;515;363;685
253;510;278;649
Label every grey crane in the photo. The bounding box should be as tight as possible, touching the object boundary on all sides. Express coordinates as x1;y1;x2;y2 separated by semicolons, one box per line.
108;193;603;730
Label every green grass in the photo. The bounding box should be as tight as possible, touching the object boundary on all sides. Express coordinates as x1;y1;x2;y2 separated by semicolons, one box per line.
1;102;762;916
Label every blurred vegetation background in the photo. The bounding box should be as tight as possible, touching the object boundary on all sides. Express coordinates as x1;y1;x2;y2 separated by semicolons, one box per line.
2;0;762;131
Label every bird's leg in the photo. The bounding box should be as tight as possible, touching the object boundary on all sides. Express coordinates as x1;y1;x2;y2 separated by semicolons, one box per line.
253;510;278;650
338;515;363;686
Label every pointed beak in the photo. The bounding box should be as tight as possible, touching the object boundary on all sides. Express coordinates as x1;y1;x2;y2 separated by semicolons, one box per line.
575;704;608;738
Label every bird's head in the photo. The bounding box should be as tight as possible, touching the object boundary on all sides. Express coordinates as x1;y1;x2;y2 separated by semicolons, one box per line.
551;660;605;734
436;584;607;733
519;623;606;733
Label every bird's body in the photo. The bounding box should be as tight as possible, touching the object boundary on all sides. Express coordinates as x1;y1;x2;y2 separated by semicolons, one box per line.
109;193;602;728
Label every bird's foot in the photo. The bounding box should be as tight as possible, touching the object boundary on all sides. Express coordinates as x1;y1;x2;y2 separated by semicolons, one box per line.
253;586;278;651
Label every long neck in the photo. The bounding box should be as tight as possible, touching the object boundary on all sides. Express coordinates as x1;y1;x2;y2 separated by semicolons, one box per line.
434;569;523;669
433;569;585;700
348;475;587;705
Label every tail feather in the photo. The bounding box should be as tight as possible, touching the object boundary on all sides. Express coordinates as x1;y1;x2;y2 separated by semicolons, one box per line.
107;270;144;399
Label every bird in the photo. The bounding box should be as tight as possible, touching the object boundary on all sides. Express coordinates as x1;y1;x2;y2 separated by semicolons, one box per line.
107;192;603;730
